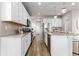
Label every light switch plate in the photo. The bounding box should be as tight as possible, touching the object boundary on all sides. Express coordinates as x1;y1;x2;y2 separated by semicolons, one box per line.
5;25;8;30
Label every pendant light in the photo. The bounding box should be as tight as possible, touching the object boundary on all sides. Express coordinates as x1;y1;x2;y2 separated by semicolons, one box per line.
62;8;67;13
54;6;57;19
62;2;67;14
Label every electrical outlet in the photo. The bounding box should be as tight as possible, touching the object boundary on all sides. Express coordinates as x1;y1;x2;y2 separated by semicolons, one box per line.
5;25;8;30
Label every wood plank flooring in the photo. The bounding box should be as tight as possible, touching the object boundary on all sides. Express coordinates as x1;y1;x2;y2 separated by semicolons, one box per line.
26;35;50;56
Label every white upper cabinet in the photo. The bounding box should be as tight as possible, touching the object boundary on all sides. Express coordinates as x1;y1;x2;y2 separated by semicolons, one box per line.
22;3;27;25
0;2;11;21
47;17;62;27
18;2;22;22
0;2;31;26
52;18;62;27
11;2;19;22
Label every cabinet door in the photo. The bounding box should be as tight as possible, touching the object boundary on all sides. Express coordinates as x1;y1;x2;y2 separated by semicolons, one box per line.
7;38;21;56
51;18;62;27
25;33;31;53
11;2;19;21
18;3;23;23
22;4;27;25
1;37;21;56
0;2;11;20
21;37;25;56
51;36;72;56
25;37;31;52
21;36;27;55
67;36;73;56
21;33;31;56
0;3;2;20
1;38;7;56
25;38;29;52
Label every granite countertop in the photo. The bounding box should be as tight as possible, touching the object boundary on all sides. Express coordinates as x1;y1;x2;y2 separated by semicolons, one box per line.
45;32;79;36
0;32;31;38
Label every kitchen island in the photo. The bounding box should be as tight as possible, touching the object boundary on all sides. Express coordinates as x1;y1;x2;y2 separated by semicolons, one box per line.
0;32;31;56
44;32;73;56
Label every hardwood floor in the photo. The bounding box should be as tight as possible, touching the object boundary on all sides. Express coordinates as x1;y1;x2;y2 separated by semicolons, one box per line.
26;35;50;56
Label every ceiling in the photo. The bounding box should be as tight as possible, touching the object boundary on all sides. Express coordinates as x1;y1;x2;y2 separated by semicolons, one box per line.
22;2;79;16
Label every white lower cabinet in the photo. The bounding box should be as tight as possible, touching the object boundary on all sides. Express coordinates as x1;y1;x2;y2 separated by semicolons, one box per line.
21;37;26;56
21;33;31;56
51;35;72;56
0;33;31;56
1;37;21;56
44;33;48;46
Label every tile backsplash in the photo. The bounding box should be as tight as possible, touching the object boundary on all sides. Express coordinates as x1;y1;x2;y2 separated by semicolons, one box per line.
0;21;21;36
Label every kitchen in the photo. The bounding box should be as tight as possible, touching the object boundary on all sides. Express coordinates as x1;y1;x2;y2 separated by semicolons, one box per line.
0;2;79;56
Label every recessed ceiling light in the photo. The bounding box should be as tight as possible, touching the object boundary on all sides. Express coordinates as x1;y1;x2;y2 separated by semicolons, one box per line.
72;2;76;6
54;15;57;19
38;2;42;6
62;8;67;14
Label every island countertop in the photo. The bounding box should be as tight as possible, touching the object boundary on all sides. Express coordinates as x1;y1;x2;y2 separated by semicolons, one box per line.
45;32;79;36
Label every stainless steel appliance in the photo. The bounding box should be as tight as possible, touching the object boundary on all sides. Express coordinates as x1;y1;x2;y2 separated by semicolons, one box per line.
73;37;79;56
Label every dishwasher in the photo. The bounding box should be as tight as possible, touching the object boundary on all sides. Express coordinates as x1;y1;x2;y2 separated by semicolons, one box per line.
73;38;79;56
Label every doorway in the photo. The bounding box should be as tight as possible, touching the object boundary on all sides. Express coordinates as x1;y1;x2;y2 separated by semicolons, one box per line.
35;21;44;38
